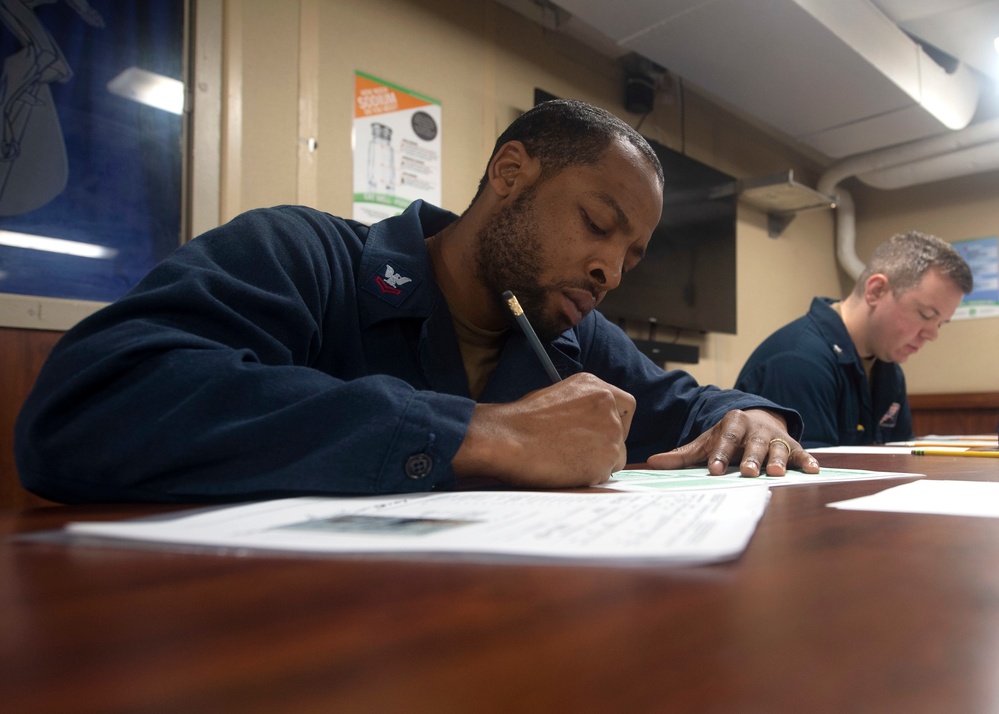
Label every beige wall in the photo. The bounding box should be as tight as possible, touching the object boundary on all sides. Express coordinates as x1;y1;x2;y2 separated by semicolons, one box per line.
215;0;993;394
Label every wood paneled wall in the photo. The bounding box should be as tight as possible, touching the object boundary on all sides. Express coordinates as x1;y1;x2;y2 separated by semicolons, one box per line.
1;328;62;509
909;392;999;440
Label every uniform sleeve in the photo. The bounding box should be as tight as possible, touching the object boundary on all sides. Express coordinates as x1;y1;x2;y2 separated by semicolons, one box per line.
578;314;804;463
15;207;473;503
735;352;840;448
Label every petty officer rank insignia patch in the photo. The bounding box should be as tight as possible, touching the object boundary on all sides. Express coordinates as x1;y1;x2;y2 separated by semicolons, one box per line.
363;261;419;307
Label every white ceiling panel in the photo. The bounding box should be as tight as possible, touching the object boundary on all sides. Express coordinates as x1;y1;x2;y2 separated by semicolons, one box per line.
802;103;965;156
553;0;708;44
523;0;997;159
875;0;999;80
621;0;921;141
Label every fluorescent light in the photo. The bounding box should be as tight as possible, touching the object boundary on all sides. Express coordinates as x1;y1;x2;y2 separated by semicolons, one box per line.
995;37;999;92
107;67;184;115
0;230;118;259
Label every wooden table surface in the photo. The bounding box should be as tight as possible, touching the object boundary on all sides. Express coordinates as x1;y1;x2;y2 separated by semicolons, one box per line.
3;452;999;713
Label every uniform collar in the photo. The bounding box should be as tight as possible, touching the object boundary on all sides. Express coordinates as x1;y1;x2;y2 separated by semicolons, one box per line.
357;200;458;330
810;297;863;368
355;199;586;382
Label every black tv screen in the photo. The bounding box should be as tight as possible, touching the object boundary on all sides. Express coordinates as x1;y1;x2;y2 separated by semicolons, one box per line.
597;138;737;335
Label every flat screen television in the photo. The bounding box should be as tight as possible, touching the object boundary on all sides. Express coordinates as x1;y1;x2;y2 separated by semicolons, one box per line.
596;138;738;336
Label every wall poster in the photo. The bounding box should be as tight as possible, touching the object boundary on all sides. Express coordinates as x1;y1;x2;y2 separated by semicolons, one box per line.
352;71;441;225
952;236;999;321
0;0;185;305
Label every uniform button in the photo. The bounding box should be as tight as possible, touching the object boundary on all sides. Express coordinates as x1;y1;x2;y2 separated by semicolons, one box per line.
405;453;433;479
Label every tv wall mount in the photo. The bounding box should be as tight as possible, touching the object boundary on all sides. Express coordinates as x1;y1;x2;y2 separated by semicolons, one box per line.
668;170;837;238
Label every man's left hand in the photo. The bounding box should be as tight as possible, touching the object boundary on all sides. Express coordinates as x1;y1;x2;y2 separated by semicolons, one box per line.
645;409;819;477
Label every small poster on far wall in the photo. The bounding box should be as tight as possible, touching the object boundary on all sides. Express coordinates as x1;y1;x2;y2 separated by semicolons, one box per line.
952;236;999;321
352;71;441;225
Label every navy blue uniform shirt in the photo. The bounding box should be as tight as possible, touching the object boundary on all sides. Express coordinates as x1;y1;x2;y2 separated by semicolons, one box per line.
16;201;801;503
735;297;912;448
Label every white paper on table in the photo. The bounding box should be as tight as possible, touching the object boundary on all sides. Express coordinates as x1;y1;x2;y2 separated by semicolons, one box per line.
63;489;772;565
599;467;921;492
888;435;998;449
807;446;915;455
827;480;999;519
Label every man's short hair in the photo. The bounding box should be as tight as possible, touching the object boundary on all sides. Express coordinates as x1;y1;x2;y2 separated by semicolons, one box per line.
854;230;973;297
474;99;664;200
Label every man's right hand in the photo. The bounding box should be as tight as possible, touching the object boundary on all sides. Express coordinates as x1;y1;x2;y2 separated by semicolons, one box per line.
452;373;635;488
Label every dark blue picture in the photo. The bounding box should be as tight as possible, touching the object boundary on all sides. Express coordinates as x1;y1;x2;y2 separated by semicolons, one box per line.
0;0;184;302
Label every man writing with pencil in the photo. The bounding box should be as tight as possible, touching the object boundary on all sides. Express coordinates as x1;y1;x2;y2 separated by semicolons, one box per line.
16;100;817;504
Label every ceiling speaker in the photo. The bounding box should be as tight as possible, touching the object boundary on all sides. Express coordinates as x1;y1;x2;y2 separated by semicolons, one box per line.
625;74;655;114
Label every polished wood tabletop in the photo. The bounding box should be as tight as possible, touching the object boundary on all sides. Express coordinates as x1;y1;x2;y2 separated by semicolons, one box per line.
3;452;999;713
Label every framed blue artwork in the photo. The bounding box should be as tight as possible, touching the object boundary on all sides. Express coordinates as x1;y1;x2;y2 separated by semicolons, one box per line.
0;0;185;303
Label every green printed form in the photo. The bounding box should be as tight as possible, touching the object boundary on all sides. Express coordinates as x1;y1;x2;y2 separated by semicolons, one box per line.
602;467;921;492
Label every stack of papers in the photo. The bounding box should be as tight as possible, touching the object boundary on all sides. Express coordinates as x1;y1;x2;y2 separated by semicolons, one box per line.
51;467;972;565
61;489;772;565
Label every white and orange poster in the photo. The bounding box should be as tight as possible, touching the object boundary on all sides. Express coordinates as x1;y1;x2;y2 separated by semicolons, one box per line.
353;72;442;224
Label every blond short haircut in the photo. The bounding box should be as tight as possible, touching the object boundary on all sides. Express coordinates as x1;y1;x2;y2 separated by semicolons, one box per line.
853;230;973;297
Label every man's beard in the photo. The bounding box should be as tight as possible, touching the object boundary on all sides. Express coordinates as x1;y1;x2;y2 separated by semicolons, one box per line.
474;188;565;343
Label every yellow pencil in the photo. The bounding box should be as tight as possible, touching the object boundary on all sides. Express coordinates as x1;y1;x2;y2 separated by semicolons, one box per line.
911;449;999;458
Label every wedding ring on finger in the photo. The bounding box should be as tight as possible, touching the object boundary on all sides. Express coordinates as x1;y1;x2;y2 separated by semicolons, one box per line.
768;437;791;453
